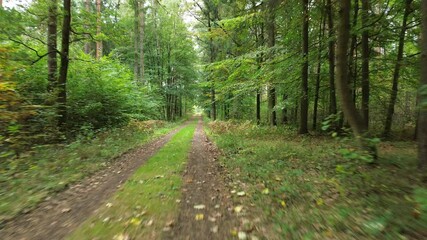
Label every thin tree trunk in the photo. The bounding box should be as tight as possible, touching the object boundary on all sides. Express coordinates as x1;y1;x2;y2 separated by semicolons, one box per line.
96;0;102;60
327;0;337;115
267;0;278;126
418;0;427;169
207;12;216;120
47;0;57;92
336;0;370;147
313;3;326;130
383;0;413;137
133;0;139;82
138;0;145;83
348;0;359;103
361;0;370;129
57;0;72;132
299;0;309;134
84;0;91;54
282;93;288;124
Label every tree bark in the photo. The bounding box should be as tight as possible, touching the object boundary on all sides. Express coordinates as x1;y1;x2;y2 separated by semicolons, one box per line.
418;0;427;169
96;0;102;60
326;0;337;115
57;0;72;132
133;0;139;82
313;2;326;130
299;0;309;134
267;0;278;126
383;0;413;137
348;0;359;104
361;0;370;129
138;0;145;83
47;0;57;92
282;93;288;124
84;0;91;55
336;0;369;145
207;10;216;120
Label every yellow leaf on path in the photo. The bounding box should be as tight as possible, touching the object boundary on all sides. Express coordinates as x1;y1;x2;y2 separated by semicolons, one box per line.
195;214;204;220
234;205;243;213
316;198;324;206
130;218;141;226
262;188;269;194
281;200;286;207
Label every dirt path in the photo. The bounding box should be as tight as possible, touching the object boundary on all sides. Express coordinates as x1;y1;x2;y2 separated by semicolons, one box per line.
0;124;186;240
164;119;239;240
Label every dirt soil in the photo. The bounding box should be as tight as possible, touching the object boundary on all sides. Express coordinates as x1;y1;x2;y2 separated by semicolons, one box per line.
163;119;239;240
0;125;185;240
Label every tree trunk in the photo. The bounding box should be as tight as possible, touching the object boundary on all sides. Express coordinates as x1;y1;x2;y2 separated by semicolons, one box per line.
383;0;413;137
138;0;145;83
299;0;309;134
348;0;359;104
313;3;326;130
84;0;91;55
418;0;427;169
95;0;102;60
336;0;371;149
57;0;72;132
267;0;278;126
282;93;288;124
327;0;337;115
47;0;57;92
133;0;139;82
361;0;370;129
207;12;216;120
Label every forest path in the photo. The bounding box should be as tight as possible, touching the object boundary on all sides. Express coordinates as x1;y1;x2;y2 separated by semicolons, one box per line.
0;122;188;240
163;118;239;240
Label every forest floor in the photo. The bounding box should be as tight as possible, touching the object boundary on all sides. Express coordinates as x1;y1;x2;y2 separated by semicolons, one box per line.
0;116;426;240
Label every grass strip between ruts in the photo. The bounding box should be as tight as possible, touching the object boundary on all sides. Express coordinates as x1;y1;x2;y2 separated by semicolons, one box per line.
67;121;197;240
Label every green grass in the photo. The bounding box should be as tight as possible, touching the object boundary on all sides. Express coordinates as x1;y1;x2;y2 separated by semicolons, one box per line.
0;121;182;226
207;121;427;240
67;121;196;240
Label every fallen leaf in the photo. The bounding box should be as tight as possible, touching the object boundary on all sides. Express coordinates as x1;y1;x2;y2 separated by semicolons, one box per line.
211;225;219;233
194;204;206;210
214;204;220;209
231;190;237;194
163;226;172;232
113;233;130;240
281;201;286;207
145;219;153;226
316;198;324;206
195;214;204;221
237;191;246;196
130;218;141;226
61;208;71;213
208;216;216;222
106;203;113;208
102;217;110;223
234;205;243;213
238;232;247;240
262;188;269;194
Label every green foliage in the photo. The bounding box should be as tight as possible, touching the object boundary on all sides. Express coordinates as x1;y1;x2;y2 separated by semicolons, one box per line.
0;120;181;225
208;121;425;239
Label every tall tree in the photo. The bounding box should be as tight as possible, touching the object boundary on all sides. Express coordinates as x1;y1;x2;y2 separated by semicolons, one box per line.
138;0;145;83
313;2;326;130
299;0;309;134
419;0;427;169
383;0;413;137
96;0;102;60
47;0;57;92
58;0;72;131
326;0;337;116
266;0;277;126
336;0;375;156
84;0;91;55
361;0;370;129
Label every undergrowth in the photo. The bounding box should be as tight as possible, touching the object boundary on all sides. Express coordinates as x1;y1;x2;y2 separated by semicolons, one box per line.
0;120;182;227
207;120;427;240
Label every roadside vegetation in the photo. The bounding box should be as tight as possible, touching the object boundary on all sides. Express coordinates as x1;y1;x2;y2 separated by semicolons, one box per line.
68;122;196;240
207;120;427;239
0;120;182;227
